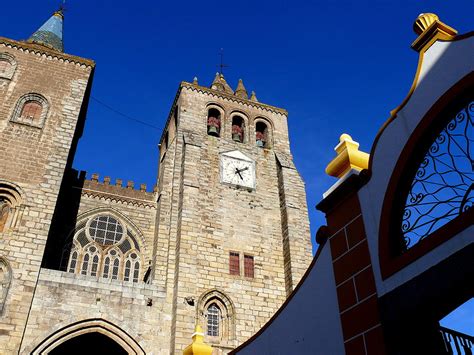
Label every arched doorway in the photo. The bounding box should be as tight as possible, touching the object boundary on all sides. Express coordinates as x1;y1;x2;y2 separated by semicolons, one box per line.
30;318;145;355
49;332;127;355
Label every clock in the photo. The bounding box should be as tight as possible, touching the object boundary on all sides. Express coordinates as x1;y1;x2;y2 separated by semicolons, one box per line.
220;150;256;190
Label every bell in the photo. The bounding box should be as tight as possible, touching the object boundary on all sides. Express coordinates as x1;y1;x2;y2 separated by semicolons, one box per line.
208;126;219;136
256;139;265;148
232;133;242;142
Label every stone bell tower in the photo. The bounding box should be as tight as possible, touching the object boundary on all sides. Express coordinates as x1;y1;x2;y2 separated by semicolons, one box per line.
0;9;94;353
154;73;312;353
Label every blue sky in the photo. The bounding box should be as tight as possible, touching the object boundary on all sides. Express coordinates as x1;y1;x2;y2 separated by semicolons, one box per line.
2;0;473;336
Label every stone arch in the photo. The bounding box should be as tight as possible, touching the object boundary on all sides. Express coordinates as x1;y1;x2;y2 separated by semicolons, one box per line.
75;207;146;252
0;52;17;80
197;289;236;342
0;257;12;314
30;318;145;355
206;103;226;137
0;180;25;233
253;116;274;148
229;110;249;143
10;92;49;128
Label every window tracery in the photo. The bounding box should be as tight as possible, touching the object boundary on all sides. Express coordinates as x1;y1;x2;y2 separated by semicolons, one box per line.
197;290;235;342
66;214;142;283
399;100;473;250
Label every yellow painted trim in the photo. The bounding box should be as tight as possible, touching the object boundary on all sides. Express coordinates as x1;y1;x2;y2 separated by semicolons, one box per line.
325;134;369;178
183;325;213;355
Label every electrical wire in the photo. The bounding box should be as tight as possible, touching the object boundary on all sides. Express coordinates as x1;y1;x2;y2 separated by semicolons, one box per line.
91;96;161;130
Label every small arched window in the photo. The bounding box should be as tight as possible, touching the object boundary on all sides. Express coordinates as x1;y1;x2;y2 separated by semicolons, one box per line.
231;115;245;143
10;93;49;128
0;52;16;80
0;199;10;233
207;303;221;337
207;108;221;137
20;101;43;121
0;258;12;314
255;121;269;148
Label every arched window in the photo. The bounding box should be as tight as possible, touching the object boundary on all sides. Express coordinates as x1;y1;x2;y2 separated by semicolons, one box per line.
0;258;12;314
207;303;221;337
231;115;245;143
207;108;221;137
10;93;49;128
66;213;143;283
0;182;24;233
198;290;235;343
255;121;269;148
0;199;10;233
0;52;16;80
397;100;473;251
20;101;43;121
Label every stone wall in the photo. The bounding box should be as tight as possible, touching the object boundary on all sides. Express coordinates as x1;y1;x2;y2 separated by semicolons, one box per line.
0;38;93;353
156;83;313;353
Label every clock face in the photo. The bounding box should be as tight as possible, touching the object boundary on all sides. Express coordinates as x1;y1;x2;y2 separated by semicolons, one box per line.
220;151;256;190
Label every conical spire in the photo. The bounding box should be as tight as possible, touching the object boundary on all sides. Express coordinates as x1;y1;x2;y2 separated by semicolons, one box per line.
210;73;234;94
27;9;64;52
250;91;258;102
234;79;248;99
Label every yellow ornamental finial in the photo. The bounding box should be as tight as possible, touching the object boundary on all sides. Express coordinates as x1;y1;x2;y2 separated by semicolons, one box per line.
413;13;439;35
325;134;369;179
411;12;457;52
183;325;213;355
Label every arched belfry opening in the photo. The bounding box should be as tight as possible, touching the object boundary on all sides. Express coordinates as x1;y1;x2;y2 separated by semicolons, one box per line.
49;332;127;355
207;108;221;137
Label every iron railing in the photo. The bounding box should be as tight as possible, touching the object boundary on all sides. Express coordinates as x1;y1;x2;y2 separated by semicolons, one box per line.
440;326;474;355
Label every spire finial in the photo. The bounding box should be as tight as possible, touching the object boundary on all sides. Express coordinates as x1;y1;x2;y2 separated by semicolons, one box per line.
27;6;65;52
250;91;258;102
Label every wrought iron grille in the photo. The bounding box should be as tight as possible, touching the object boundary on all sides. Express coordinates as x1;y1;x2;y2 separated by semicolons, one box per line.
401;101;473;249
440;326;474;355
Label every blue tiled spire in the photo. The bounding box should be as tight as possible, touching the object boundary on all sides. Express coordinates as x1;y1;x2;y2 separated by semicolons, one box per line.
27;10;64;52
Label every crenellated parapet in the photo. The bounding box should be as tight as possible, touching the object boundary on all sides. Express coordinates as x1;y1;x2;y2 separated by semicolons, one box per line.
74;172;157;208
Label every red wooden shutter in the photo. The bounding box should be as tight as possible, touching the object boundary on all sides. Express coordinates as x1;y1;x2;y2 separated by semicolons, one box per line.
244;255;254;278
229;252;240;275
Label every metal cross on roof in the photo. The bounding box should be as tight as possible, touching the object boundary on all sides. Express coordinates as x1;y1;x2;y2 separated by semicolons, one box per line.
217;48;229;75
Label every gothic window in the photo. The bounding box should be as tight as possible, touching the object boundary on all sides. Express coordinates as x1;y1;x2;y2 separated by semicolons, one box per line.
65;213;143;283
244;255;254;278
0;258;12;314
68;246;78;273
10;93;49;128
0;182;24;233
398;100;473;251
198;290;235;342
229;252;240;275
231;115;245;143
207;108;221;137
0;200;10;233
255;120;270;148
207;303;221;337
0;52;16;80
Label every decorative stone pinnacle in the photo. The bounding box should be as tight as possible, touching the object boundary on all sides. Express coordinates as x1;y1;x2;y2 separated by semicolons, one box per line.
183;325;213;355
411;13;457;52
104;176;111;185
126;181;134;189
325;133;369;179
91;173;99;182
115;178;123;187
193;77;198;85
235;79;248;99
250;91;258;102
140;183;147;192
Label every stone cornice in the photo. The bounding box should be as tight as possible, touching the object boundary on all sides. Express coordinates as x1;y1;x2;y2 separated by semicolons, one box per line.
0;37;95;68
181;82;288;116
77;187;157;209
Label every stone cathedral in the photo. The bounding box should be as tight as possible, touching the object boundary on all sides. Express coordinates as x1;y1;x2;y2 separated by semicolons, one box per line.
0;9;312;355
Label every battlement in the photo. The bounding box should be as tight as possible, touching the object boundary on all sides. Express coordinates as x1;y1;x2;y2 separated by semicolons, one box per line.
71;171;157;205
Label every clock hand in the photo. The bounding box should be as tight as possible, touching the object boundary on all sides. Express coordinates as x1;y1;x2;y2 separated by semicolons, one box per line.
237;166;249;173
235;168;243;180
